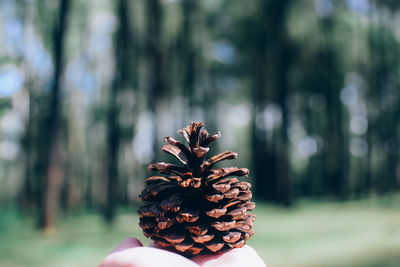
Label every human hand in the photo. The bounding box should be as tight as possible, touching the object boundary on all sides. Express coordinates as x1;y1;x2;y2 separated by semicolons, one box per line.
99;238;266;267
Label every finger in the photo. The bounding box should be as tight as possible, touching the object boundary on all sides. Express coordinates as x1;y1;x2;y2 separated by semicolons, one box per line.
101;247;200;267
110;238;143;254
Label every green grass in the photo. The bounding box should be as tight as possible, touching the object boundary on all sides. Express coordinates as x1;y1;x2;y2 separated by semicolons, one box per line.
251;195;400;267
1;195;400;267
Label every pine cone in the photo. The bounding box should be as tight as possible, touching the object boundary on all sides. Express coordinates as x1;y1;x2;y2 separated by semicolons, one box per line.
138;121;255;257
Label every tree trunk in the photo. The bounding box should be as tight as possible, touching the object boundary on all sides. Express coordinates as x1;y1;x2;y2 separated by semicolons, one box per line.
37;0;71;231
104;0;134;223
146;0;164;160
251;0;292;205
179;0;196;121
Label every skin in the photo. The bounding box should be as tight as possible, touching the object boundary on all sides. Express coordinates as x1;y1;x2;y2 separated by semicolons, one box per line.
99;238;267;267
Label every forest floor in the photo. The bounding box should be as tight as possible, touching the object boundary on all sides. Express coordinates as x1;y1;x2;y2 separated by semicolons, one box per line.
0;194;400;267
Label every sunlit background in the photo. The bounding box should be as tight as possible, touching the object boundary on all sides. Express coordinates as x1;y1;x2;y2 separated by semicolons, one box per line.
1;0;400;266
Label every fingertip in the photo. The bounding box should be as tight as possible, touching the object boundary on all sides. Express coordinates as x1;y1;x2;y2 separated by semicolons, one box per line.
236;245;257;255
110;237;143;254
193;245;266;267
109;247;200;267
191;253;220;265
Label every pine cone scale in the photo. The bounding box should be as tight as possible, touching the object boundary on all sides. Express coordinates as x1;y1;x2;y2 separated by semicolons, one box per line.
192;234;214;243
205;241;224;252
205;208;227;218
164;233;186;244
186;224;208;235
175;242;193;252
222;232;241;243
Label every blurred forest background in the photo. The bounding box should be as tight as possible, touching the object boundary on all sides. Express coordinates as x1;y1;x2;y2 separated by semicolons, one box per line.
1;0;400;266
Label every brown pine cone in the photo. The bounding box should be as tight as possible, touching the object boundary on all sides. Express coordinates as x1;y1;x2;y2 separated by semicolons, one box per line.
138;121;255;257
